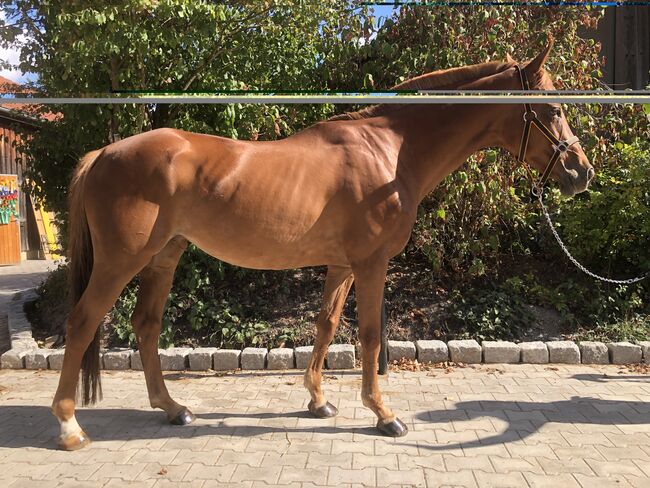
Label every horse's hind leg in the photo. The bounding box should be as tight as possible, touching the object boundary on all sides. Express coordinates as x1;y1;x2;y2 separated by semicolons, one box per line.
304;265;353;418
131;236;193;424
52;259;149;450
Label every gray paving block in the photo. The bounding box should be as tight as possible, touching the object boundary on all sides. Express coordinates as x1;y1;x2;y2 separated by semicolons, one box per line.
213;349;241;370
519;342;549;364
482;341;520;363
294;346;314;369
547;341;580;364
579;341;609;364
607;342;642;365
327;344;355;369
267;348;295;370
48;349;65;370
102;349;131;370
1;349;28;369
241;347;267;370
189;347;219;371
131;350;144;370
159;347;191;371
25;349;52;370
639;341;650;362
388;340;416;361
415;340;449;363
448;339;481;364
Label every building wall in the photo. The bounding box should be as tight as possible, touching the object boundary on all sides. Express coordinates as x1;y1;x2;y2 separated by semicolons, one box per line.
0;116;40;256
596;6;650;90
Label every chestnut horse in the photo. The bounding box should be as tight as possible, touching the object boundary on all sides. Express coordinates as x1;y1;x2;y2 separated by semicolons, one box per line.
53;42;594;449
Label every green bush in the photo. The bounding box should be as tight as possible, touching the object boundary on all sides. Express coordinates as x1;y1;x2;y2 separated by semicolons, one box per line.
445;284;535;341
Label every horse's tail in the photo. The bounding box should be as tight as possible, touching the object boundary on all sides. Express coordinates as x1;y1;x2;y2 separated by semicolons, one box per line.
68;148;103;406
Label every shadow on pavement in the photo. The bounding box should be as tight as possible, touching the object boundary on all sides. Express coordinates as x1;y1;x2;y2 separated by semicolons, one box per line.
2;396;647;451
0;405;378;450
409;396;650;452
572;373;650;383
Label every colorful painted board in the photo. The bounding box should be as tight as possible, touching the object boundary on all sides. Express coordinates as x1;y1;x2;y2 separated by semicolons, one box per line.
0;174;20;264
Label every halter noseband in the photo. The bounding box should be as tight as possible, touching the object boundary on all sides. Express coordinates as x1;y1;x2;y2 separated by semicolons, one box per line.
514;65;580;197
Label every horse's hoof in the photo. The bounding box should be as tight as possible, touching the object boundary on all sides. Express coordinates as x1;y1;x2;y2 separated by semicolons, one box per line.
58;431;91;451
377;417;408;437
169;408;196;425
308;400;338;418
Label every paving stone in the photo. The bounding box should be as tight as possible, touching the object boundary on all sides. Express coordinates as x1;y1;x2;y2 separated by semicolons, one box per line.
131;350;144;371
607;342;642;365
267;348;294;370
240;347;267;370
482;341;520;363
294;345;313;369
520;341;549;364
387;340;416;361
102;349;132;370
24;349;52;370
188;347;218;371
327;344;355;369
415;340;448;363
547;341;580;364
640;341;650;362
159;347;191;371
580;341;610;364
47;348;65;370
448;339;481;363
0;349;27;369
213;349;241;370
0;360;647;487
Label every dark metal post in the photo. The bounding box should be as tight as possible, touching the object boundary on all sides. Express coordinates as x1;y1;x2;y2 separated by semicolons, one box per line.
378;292;388;375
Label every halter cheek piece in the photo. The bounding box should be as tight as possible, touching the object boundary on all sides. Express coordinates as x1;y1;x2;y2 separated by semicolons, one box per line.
514;65;580;197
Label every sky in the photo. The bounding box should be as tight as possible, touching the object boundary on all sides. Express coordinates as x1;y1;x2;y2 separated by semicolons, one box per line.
0;10;36;84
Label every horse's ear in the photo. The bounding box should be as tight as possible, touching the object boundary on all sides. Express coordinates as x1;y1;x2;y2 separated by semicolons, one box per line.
505;53;515;64
524;37;554;78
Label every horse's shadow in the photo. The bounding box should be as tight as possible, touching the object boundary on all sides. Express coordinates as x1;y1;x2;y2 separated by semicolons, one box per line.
409;395;650;451
0;396;647;451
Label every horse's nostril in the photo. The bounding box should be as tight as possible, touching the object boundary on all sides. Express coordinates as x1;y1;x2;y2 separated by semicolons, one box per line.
587;167;595;182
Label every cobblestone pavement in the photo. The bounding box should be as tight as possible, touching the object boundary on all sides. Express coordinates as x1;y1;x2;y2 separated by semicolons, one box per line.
0;260;56;353
0;364;649;487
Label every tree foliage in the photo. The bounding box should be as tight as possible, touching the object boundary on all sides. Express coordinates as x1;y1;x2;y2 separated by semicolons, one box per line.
5;3;650;345
1;0;368;223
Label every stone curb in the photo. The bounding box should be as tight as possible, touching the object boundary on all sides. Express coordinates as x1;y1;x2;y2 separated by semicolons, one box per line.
2;290;650;370
3;338;650;371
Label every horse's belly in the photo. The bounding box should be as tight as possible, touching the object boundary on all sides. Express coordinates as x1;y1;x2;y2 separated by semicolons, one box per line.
182;210;346;270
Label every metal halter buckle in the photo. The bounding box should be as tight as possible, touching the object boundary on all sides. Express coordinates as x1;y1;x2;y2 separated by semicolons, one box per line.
523;110;537;122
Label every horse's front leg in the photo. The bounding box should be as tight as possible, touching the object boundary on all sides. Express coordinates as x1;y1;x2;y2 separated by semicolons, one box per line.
353;257;408;437
304;265;354;417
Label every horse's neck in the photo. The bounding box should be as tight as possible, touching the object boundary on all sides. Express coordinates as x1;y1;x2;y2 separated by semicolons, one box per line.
390;104;507;203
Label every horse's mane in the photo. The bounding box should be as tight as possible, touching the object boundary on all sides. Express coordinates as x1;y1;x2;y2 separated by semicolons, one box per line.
328;60;516;121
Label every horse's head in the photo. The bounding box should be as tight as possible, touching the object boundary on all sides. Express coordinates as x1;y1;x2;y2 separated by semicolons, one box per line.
504;42;595;196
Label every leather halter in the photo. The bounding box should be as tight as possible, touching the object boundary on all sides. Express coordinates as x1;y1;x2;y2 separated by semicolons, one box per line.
514;65;579;197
